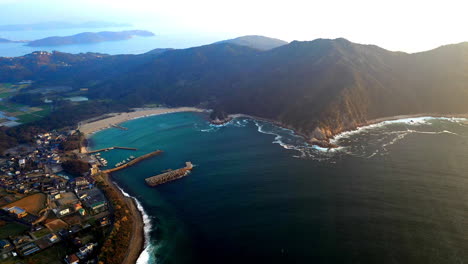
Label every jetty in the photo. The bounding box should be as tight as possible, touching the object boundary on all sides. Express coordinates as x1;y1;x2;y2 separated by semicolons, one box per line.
88;146;137;154
111;124;128;130
145;162;193;187
102;150;163;173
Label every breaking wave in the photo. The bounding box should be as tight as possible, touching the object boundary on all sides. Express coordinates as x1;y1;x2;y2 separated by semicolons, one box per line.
252;120;345;160
331;116;466;158
197;115;466;160
197;118;249;132
113;182;155;264
250;116;466;160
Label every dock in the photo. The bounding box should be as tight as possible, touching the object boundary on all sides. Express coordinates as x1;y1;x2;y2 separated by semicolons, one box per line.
111;124;128;130
102;150;163;173
88;146;138;154
145;162;193;187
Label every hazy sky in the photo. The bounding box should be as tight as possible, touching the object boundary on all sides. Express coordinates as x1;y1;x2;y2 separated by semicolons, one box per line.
1;0;467;52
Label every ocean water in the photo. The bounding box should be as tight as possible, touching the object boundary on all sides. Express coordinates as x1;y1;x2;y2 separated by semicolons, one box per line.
0;27;229;57
89;112;468;264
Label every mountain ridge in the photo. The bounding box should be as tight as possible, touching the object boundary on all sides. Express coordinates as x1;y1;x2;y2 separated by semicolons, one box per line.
2;37;468;147
215;35;288;50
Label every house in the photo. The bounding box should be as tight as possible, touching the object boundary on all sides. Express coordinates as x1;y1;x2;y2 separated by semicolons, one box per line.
18;242;40;256
46;233;59;243
76;242;97;259
99;217;109;226
0;239;11;249
53;207;71;217
79;188;108;214
79;242;96;255
65;254;80;264
78;208;86;216
3;206;28;218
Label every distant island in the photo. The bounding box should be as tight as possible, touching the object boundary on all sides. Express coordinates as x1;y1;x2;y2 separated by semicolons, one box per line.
26;30;155;47
0;21;131;31
0;38;13;43
0;37;26;43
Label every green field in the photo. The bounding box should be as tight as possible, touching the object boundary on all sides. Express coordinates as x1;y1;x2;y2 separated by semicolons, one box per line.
0;83;54;124
0;222;29;238
32;228;52;239
15;105;52;123
2;244;69;264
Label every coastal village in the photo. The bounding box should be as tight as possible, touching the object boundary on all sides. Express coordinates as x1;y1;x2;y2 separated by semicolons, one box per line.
0;130;111;264
0;80;202;264
0;106;198;264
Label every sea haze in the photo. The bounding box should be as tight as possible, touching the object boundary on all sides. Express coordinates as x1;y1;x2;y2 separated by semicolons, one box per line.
89;112;468;264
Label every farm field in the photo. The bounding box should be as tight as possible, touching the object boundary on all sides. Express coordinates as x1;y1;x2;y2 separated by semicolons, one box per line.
0;221;29;238
0;83;53;126
5;193;47;215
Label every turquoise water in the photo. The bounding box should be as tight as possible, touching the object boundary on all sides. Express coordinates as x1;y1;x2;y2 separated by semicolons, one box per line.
90;113;468;264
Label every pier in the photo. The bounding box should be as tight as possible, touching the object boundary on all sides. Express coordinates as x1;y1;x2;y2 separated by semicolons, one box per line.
145;162;193;187
88;146;138;154
111;124;129;130
102;150;163;173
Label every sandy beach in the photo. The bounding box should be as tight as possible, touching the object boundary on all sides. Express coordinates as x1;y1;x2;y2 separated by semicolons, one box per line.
78;107;205;136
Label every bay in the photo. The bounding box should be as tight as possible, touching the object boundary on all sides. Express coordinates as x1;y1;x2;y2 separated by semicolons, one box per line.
89;112;468;264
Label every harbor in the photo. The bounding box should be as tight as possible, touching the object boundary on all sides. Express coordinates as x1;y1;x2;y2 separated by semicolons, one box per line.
102;150;163;173
87;146;137;154
145;162;193;187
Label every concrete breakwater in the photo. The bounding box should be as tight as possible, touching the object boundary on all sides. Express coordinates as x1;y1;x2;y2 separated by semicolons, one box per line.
88;146;137;154
145;162;193;187
103;150;163;173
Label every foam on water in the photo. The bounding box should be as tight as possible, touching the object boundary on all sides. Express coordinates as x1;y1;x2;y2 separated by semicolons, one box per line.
198;118;249;132
332;116;467;144
197;115;467;161
251;119;347;160
113;182;155;264
246;116;467;160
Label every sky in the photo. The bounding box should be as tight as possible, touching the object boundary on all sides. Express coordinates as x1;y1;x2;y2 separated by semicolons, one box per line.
1;0;468;52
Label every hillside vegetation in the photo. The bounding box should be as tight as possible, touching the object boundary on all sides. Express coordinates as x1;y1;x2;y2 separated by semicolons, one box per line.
2;37;468;146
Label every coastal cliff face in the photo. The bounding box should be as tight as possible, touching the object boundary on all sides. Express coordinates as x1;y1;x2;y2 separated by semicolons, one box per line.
3;38;468;145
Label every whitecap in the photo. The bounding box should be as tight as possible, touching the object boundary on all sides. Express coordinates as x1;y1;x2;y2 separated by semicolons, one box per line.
113;182;155;264
332;116;467;144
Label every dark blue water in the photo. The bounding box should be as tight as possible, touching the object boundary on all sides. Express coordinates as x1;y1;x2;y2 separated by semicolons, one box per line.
90;113;468;264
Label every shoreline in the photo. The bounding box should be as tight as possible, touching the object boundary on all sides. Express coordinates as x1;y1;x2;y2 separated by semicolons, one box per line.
100;172;146;264
112;182;153;264
78;107;206;136
220;112;468;149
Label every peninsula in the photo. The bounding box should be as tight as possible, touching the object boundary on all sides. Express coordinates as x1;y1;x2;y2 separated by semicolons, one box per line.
26;30;155;47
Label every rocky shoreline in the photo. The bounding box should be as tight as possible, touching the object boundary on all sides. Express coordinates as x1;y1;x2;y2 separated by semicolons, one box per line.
209;112;468;149
208;113;339;149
